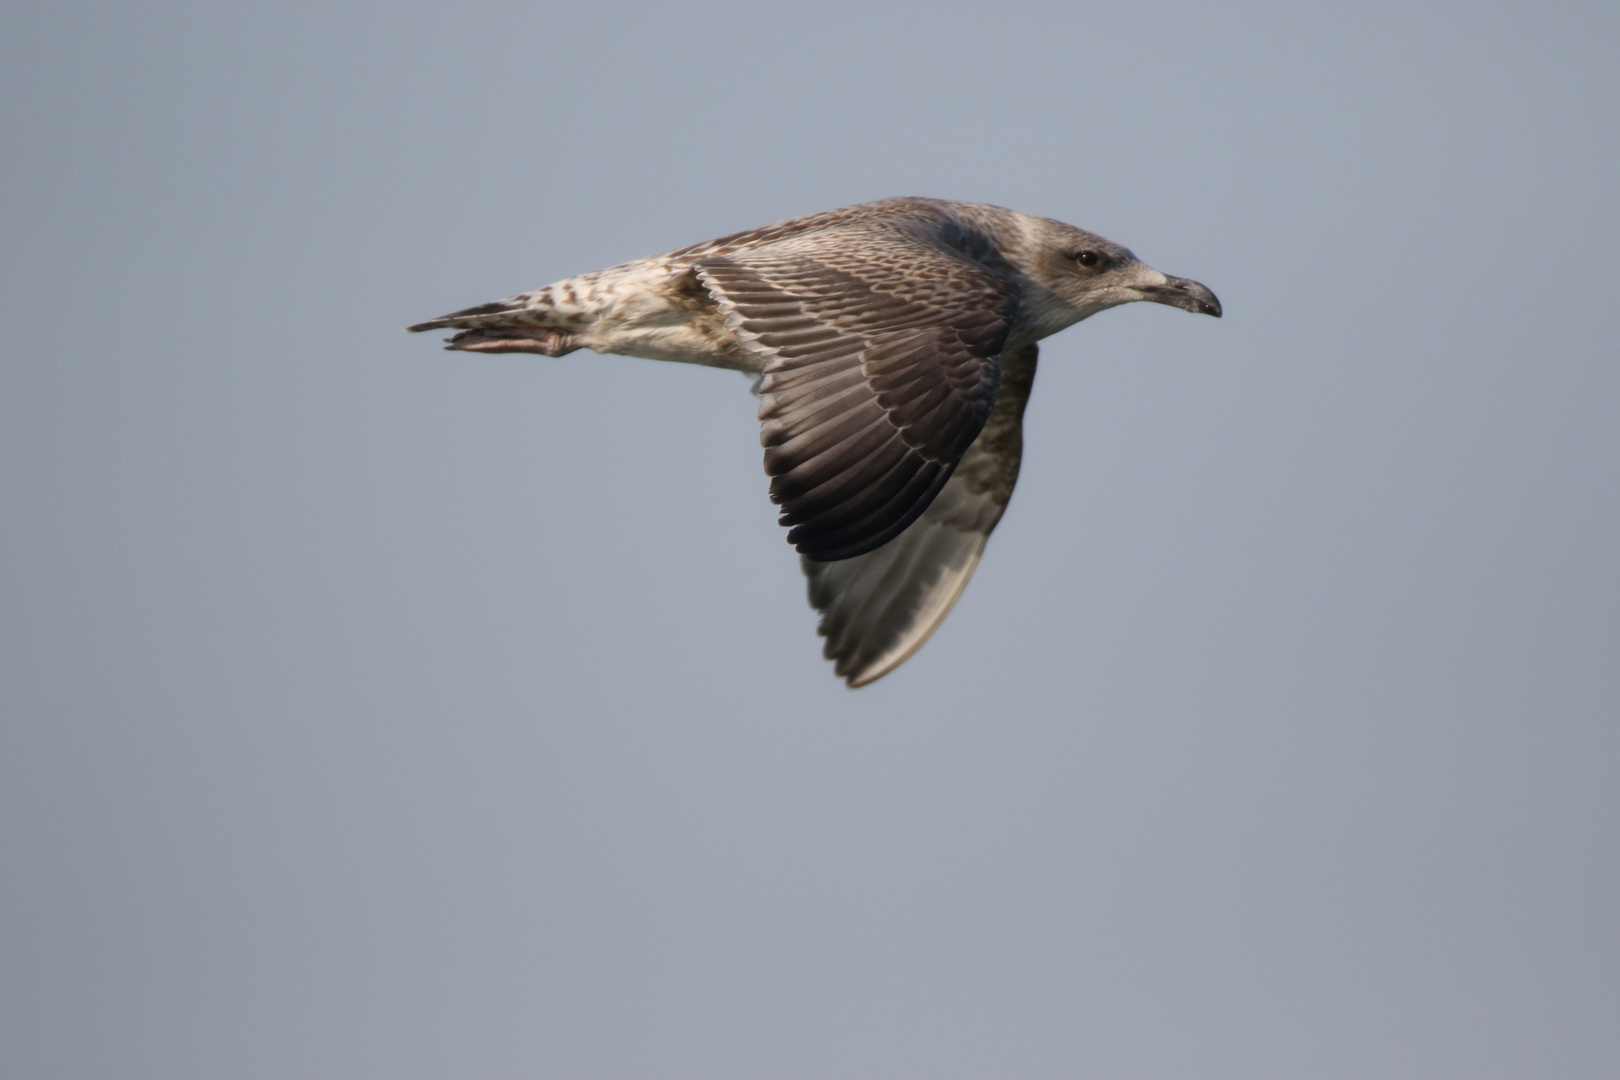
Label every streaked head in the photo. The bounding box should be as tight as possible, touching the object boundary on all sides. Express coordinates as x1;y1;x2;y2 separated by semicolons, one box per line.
1017;216;1221;327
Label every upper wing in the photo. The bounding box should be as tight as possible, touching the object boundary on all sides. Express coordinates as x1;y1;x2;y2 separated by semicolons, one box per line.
802;344;1038;686
695;222;1017;561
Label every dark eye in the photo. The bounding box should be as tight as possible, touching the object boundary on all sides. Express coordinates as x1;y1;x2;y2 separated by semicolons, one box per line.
1075;250;1100;267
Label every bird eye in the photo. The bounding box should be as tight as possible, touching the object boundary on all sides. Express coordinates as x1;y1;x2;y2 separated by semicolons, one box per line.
1075;250;1100;267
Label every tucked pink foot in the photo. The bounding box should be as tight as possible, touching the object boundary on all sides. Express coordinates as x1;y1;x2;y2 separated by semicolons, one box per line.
444;326;580;357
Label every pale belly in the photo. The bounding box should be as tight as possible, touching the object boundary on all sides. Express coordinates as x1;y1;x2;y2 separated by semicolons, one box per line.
561;260;761;373
579;314;759;373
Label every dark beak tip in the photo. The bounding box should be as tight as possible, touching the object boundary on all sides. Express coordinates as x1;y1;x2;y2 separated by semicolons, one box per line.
1146;277;1221;318
1182;280;1221;318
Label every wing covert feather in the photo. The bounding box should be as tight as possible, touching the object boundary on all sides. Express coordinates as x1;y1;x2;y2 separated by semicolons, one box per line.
697;223;1018;561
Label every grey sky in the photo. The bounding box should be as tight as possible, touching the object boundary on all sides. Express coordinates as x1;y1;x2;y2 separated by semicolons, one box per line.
2;1;1616;1078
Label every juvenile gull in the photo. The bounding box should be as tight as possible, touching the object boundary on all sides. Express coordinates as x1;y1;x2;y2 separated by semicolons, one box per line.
408;197;1220;686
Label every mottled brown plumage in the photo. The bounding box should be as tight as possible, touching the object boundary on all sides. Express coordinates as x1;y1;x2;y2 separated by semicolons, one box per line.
409;198;1220;685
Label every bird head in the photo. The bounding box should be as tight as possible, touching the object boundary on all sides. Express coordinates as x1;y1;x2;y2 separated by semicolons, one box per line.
1014;218;1222;332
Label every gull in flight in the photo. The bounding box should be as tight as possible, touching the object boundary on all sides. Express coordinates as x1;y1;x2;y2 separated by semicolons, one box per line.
409;198;1220;686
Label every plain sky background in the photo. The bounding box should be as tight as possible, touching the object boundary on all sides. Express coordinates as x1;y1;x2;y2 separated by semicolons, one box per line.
3;2;1617;1078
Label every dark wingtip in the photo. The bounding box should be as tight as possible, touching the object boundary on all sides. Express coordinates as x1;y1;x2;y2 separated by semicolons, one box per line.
790;488;939;562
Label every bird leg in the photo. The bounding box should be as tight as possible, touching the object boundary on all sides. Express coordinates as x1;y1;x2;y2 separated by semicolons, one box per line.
443;326;581;357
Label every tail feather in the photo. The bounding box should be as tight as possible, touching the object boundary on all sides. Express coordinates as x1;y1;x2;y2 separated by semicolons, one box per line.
405;293;580;356
406;297;533;334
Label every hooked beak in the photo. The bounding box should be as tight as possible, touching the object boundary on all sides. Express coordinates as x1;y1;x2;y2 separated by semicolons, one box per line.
1138;275;1222;317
